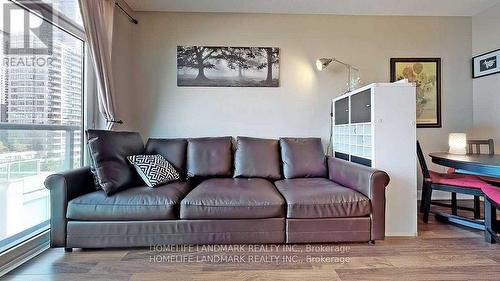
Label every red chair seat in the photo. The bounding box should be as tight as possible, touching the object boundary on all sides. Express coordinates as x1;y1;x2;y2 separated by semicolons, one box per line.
429;170;489;189
481;184;500;204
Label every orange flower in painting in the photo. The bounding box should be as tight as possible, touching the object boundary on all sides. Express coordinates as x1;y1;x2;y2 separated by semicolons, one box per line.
413;63;423;74
394;61;436;119
402;66;415;81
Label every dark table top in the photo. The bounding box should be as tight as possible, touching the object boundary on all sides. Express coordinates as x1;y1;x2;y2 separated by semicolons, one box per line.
429;152;500;177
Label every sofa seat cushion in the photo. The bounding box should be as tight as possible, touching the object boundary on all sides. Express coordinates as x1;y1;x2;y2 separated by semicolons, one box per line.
180;178;285;219
67;181;192;221
274;178;371;219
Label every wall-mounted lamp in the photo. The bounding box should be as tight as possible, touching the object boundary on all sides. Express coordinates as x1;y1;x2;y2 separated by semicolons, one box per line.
316;58;333;71
448;133;467;155
315;57;359;92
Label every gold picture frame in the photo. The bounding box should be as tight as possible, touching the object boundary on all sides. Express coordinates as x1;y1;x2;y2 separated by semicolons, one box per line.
390;58;441;128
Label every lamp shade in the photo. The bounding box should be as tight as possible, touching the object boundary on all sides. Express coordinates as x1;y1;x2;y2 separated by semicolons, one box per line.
448;133;467;155
316;58;332;71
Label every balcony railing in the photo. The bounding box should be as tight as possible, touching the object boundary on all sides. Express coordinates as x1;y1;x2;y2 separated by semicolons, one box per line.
0;122;82;249
0;123;81;171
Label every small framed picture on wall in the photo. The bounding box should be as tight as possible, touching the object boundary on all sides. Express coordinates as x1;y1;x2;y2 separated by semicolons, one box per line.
472;49;500;79
390;58;441;128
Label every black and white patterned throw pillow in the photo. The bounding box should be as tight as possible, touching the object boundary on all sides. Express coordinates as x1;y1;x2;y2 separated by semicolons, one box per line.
127;154;180;187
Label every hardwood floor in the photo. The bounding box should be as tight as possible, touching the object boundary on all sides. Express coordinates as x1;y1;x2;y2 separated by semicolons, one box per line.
2;200;499;281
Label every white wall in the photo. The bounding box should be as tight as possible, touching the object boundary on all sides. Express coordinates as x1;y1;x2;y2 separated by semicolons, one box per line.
472;4;500;152
117;13;472;160
112;3;137;131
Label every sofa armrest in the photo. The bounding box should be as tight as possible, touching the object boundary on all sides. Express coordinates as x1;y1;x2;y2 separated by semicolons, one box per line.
44;167;95;247
327;156;390;240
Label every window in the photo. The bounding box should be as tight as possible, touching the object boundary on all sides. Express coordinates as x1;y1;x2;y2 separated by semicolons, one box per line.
41;0;83;27
0;0;84;256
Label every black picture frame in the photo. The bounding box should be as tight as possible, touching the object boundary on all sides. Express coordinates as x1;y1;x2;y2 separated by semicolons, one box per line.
176;46;280;87
472;48;500;79
390;58;442;128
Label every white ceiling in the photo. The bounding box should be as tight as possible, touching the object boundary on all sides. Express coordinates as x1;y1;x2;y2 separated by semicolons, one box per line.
125;0;500;16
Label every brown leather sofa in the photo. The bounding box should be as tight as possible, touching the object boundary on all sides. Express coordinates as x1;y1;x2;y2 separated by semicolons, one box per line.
44;132;389;249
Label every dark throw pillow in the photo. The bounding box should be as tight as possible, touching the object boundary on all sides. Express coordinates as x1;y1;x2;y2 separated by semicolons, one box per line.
187;137;233;178
279;137;327;179
87;130;144;195
234;136;282;179
127;154;180;187
145;138;188;177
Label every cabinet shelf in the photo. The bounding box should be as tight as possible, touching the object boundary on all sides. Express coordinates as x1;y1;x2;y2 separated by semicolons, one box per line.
332;81;418;236
333;89;372;166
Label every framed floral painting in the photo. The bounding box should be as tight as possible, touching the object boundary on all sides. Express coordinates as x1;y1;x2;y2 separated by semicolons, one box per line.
390;58;441;128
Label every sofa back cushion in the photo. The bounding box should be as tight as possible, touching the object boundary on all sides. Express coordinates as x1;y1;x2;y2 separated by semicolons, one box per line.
280;137;327;179
87;130;144;195
234;136;281;179
145;138;187;176
187;137;233;177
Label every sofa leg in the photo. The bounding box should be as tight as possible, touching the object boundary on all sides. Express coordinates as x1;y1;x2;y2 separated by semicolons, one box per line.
64;247;73;252
368;240;375;245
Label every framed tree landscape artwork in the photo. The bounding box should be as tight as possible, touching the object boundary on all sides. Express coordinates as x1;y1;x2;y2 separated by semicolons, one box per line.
390;58;441;128
177;46;280;87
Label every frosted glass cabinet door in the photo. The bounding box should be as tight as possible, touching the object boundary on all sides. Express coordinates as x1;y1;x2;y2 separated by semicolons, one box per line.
350;89;371;123
334;97;349;125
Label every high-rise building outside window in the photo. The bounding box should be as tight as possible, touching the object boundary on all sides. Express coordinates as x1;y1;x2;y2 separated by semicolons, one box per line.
0;0;85;256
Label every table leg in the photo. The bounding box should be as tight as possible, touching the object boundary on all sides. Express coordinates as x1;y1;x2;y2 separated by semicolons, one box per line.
474;196;481;219
484;199;496;243
435;212;485;231
451;193;457;215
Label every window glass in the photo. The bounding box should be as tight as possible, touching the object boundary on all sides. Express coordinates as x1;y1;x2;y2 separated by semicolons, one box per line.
41;0;83;27
0;0;84;252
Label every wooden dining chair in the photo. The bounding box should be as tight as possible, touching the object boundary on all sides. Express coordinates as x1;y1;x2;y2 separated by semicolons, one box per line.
468;139;495;155
447;139;495;219
417;141;486;223
482;184;500;243
470;139;500;185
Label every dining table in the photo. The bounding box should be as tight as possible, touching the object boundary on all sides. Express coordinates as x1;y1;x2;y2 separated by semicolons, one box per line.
428;152;500;230
429;153;500;178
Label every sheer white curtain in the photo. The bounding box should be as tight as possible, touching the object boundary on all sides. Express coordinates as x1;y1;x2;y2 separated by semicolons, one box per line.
79;0;120;130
